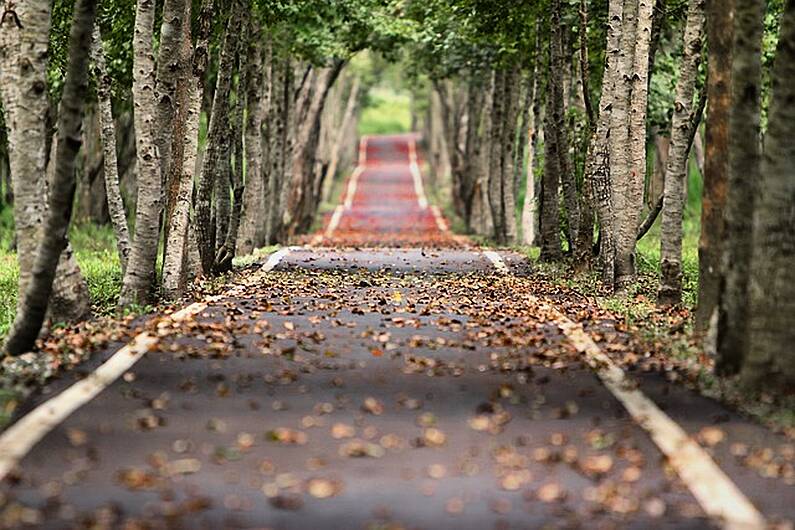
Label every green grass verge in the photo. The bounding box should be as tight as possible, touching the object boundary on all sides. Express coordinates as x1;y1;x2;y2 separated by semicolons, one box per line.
0;220;123;338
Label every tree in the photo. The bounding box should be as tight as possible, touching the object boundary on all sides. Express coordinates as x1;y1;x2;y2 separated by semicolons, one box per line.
0;0;90;323
717;0;765;374
696;0;733;333
742;0;795;392
119;0;163;306
4;0;96;355
91;25;131;273
658;0;705;306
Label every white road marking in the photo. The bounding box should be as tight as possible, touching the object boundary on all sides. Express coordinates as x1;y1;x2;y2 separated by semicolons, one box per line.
0;247;294;481
483;250;509;273
484;251;767;530
315;137;369;245
430;205;449;232
343;166;365;210
0;306;205;481
408;137;429;210
260;246;293;273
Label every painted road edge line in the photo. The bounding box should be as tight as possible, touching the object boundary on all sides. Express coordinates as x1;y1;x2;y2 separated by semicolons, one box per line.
0;304;205;481
0;246;294;481
483;250;766;530
408;136;429;210
314;136;368;245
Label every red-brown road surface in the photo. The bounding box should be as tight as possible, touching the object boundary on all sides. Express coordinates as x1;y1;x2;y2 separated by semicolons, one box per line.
0;134;792;530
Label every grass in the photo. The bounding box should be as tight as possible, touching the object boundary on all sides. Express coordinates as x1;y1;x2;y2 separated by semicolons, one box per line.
358;86;412;136
0;216;123;339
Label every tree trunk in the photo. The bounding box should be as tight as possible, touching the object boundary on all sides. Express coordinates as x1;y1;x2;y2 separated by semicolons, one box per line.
521;34;543;246
75;105;108;224
266;59;289;244
658;0;705;306
322;75;360;198
216;19;251;272
696;0;733;332
717;0;764;375
586;0;624;286
540;37;563;261
0;0;89;322
472;70;494;237
195;4;239;274
153;0;187;184
742;0;795;392
608;0;636;286
119;0;163;306
91;25;131;273
488;70;506;243
613;0;651;291
237;33;271;256
286;62;344;236
4;0;95;355
501;66;521;244
162;0;208;298
574;0;596;266
554;15;578;254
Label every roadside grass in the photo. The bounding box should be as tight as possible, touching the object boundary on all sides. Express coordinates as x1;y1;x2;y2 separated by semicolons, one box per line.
0;219;123;339
359;86;411;136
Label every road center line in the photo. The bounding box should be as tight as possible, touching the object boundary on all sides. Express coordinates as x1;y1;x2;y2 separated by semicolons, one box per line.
0;247;294;481
483;251;766;530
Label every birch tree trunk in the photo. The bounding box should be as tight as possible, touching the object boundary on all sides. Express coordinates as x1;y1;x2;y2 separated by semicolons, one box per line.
616;0;654;289
540;44;563;261
488;70;506;243
119;0;163;306
717;0;765;374
91;26;131;273
657;0;705;306
472;70;494;237
743;0;795;392
237;31;270;256
0;0;89;322
153;0;187;183
501;67;521;244
216;22;250;272
162;0;208;298
587;0;623;286
521;31;542;246
4;0;96;355
696;0;733;332
266;59;289;244
195;5;239;274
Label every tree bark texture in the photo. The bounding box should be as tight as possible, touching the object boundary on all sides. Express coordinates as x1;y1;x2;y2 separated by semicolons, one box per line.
195;5;239;275
743;0;795;392
540;35;563;262
4;0;96;355
658;0;705;306
717;0;764;375
119;0;163;306
153;0;187;183
237;29;270;256
91;25;131;273
696;0;733;332
587;0;624;286
615;0;654;291
0;0;89;322
162;0;207;298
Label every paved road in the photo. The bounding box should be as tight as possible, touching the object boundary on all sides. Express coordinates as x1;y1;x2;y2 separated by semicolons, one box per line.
0;135;792;529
